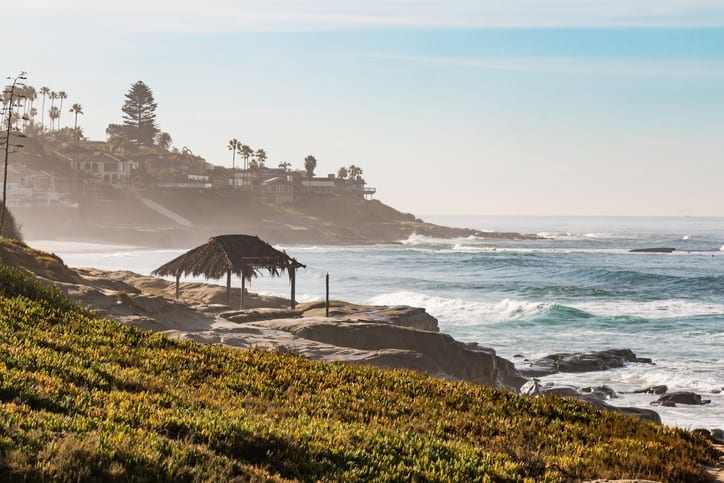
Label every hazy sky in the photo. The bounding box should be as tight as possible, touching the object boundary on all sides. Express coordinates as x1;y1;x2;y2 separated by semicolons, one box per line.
5;1;724;216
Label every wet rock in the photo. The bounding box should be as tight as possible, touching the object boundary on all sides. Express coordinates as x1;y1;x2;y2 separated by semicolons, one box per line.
519;382;661;423
520;349;654;377
631;385;668;395
614;407;662;424
580;385;617;400
651;391;711;407
629;247;676;253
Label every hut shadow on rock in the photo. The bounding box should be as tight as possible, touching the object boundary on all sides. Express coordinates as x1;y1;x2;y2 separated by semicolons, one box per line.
152;234;305;309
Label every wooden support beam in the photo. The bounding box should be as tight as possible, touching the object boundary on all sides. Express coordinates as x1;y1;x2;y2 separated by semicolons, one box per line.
290;268;296;309
226;270;231;307
325;273;329;317
175;273;180;299
240;271;246;310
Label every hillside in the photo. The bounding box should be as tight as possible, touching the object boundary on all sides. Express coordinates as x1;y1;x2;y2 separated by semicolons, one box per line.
9;135;538;247
0;240;720;481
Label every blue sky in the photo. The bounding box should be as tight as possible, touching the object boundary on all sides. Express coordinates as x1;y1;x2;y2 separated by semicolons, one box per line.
5;1;724;216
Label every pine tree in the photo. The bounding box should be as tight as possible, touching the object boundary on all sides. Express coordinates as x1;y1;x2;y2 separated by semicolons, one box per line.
121;81;158;146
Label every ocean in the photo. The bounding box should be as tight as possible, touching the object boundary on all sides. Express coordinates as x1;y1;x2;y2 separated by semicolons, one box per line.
31;215;724;430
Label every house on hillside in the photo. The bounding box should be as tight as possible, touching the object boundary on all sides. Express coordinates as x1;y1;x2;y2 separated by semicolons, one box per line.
2;164;76;208
259;176;295;204
68;152;133;188
301;175;337;196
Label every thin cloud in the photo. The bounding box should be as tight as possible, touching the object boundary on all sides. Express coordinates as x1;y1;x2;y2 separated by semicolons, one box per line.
11;0;724;31
369;54;724;78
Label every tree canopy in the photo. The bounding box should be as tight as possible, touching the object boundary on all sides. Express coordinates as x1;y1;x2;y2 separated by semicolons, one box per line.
119;81;158;146
304;155;317;178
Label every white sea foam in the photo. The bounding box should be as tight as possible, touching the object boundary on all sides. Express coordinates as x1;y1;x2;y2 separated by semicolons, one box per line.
720;244;724;252
369;291;557;324
369;291;724;325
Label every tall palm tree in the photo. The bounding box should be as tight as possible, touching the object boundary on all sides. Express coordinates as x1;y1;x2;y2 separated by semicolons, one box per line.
49;92;58;131
48;106;60;132
227;138;241;169
39;86;50;129
57;91;67;129
69;103;83;145
69;103;83;130
240;145;253;170
254;148;267;168
278;161;291;172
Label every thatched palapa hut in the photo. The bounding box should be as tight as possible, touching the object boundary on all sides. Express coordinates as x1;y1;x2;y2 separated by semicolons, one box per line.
152;234;305;309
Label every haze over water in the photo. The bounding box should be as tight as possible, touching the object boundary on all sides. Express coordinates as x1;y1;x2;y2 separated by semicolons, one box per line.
35;215;724;429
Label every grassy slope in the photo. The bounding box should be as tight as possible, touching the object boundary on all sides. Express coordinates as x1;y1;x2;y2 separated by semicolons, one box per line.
0;244;719;481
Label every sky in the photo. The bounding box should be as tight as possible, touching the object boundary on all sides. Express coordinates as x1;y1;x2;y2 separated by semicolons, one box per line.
4;0;724;216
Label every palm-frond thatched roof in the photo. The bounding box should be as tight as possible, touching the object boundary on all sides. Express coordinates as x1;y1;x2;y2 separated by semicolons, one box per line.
151;234;304;281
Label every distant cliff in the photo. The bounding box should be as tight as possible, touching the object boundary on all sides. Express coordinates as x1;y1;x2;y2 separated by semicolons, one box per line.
17;188;537;247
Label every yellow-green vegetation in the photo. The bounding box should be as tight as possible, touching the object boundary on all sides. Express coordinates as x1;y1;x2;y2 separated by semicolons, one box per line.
0;263;718;482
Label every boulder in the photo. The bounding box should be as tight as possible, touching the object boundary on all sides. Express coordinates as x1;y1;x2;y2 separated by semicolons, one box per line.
629;247;676;253
651;391;711;407
518;381;661;423
520;349;653;376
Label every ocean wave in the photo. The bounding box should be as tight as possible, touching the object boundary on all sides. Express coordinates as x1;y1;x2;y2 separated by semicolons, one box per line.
367;291;595;324
368;290;724;325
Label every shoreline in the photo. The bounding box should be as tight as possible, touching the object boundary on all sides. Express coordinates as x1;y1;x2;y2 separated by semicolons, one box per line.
1;237;721;480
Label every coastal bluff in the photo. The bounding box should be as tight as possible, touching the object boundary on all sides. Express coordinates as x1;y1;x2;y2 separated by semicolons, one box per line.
17;191;538;247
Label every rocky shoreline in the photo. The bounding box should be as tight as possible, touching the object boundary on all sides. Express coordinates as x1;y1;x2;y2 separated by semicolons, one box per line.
52;266;721;433
4;236;719;479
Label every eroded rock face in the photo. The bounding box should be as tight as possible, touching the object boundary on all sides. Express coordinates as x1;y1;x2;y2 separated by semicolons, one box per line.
651;391;711;407
520;349;654;377
255;319;527;391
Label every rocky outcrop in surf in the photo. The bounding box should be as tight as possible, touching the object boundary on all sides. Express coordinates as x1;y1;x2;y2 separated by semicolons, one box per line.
519;349;654;377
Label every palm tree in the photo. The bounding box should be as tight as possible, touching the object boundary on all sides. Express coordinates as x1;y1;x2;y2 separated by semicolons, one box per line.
304;155;317;178
240;145;253;170
337;166;348;179
278;161;291;172
39;86;50;129
254;148;267;168
69;103;83;130
227;138;241;169
49;92;58;131
57;91;67;129
69;103;83;145
48;106;60;132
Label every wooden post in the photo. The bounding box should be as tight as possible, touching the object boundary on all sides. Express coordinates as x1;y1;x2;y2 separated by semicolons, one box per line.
240;271;246;310
325;273;329;317
290;267;296;309
226;270;231;307
175;273;180;300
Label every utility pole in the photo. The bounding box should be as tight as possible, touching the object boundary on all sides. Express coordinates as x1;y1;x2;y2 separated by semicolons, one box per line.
1;71;28;233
